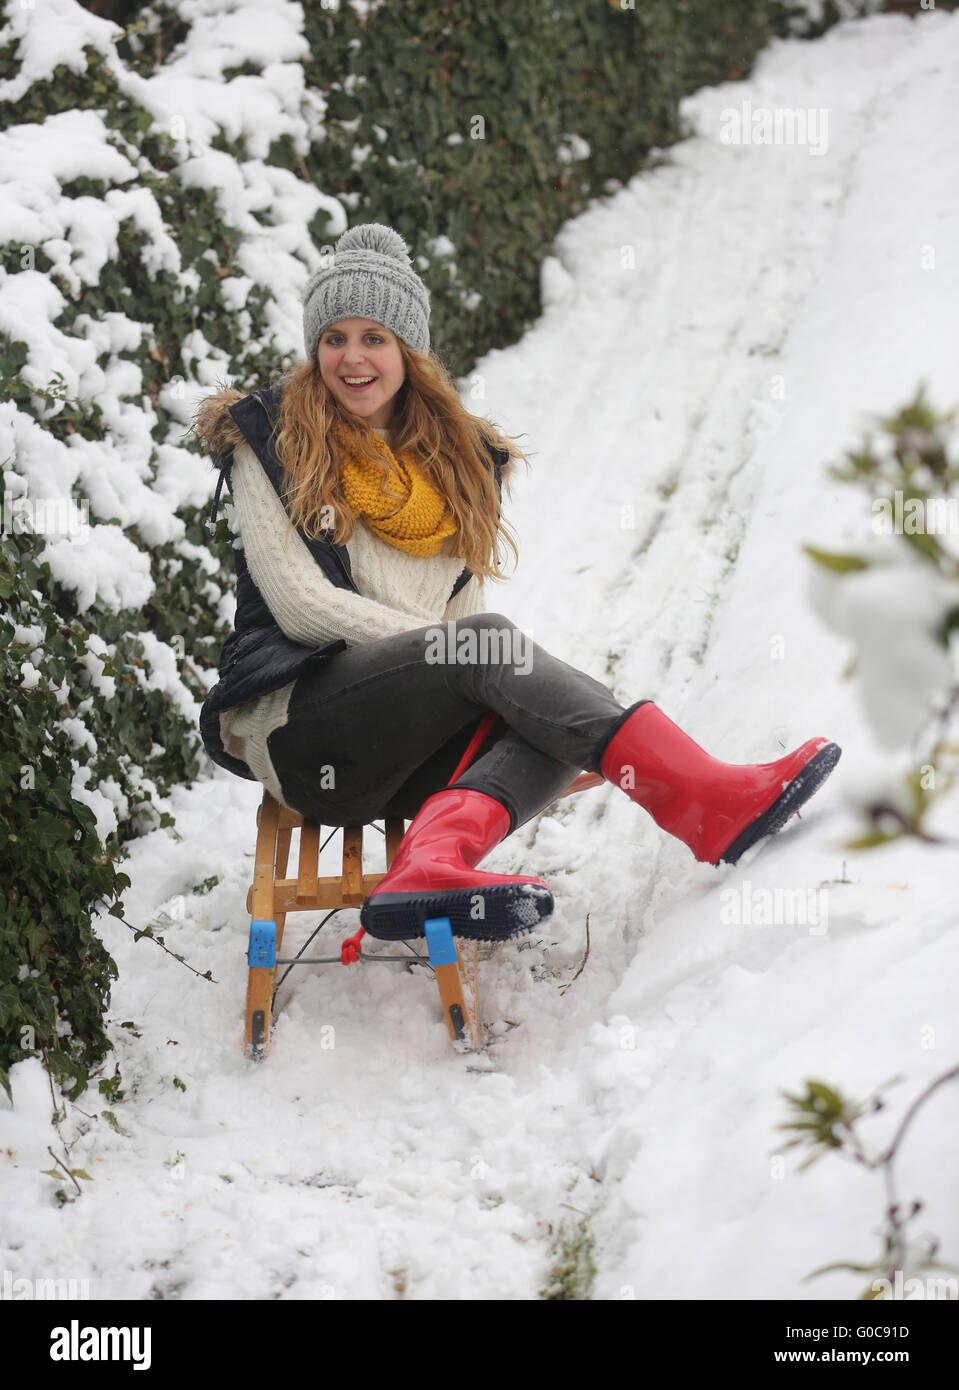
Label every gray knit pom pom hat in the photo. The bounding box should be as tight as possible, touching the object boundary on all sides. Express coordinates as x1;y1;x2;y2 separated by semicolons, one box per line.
302;223;431;361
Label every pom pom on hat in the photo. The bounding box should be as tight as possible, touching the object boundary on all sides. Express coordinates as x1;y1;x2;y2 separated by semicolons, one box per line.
336;223;413;262
302;222;431;360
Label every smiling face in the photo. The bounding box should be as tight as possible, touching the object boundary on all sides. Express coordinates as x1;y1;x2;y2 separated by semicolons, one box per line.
316;317;406;430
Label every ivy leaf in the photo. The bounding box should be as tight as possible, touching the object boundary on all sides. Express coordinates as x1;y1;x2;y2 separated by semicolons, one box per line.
802;545;871;574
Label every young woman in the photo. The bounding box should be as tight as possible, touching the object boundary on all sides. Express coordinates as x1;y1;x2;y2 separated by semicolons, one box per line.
195;223;841;943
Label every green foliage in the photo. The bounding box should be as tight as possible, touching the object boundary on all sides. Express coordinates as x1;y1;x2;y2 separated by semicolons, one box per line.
539;1214;597;1301
0;532;129;1102
805;387;959;847
829;387;959;571
802;546;871;573
842;761;956;849
98;1073;125;1104
779;1066;959;1298
778;1078;889;1170
806;386;959;581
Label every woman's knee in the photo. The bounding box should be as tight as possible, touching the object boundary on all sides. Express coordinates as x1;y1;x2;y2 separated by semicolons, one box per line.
436;613;533;675
446;609;509;628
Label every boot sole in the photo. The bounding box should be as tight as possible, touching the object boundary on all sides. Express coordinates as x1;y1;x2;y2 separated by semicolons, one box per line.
716;742;842;866
361;883;554;943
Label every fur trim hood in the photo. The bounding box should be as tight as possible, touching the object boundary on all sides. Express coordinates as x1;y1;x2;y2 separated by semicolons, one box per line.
193;384;249;463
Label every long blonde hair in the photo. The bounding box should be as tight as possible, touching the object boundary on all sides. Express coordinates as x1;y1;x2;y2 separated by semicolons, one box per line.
269;343;528;582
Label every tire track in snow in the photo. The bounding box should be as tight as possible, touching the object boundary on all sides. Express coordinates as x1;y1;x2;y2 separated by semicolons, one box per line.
480;14;937;1296
517;14;951;1300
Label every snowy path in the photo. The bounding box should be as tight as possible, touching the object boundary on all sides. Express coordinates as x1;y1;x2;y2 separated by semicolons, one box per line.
4;10;958;1301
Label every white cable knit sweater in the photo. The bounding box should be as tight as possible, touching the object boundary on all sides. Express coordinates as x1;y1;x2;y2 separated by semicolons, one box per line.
218;430;491;805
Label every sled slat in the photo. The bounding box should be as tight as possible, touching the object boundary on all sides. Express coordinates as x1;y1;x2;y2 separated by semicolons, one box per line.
296;822;320;906
267;874;383;913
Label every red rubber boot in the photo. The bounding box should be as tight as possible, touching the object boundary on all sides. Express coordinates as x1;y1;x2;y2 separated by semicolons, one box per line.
599;702;841;865
360;787;554;942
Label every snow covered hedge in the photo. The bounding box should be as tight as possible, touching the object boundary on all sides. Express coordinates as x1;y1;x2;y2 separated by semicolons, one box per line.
0;0;862;1098
0;0;305;1096
0;529;126;1101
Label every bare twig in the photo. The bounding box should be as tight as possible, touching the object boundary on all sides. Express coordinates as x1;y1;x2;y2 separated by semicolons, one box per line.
117;915;218;982
560;915;591;995
879;1062;959;1169
286;134;312;183
46;1145;82;1198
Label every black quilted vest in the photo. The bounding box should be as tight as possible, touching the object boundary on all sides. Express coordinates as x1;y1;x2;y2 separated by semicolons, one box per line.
198;383;503;779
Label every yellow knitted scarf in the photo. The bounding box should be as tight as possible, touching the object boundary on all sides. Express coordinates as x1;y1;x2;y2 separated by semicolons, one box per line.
332;422;457;556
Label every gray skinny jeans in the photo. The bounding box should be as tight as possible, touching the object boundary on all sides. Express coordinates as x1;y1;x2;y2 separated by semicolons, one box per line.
266;612;643;832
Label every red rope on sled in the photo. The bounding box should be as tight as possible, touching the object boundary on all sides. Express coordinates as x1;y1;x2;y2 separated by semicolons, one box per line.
341;932;364;965
447;709;497;784
340;710;498;965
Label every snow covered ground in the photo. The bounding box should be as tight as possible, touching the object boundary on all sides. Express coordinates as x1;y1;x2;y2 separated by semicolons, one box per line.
3;7;958;1301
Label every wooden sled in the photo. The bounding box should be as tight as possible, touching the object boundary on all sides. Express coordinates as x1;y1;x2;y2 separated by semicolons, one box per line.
244;793;483;1058
244;748;603;1060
